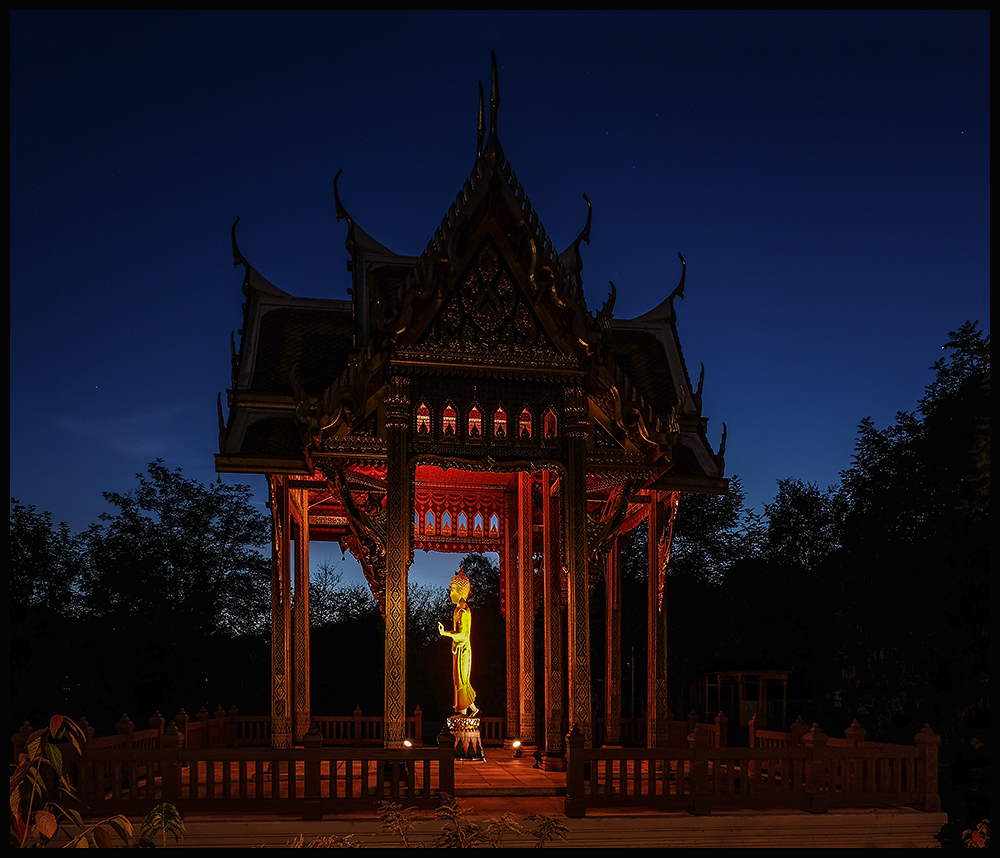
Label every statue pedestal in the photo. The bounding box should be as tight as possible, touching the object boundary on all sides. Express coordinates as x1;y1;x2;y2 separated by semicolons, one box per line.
446;715;485;762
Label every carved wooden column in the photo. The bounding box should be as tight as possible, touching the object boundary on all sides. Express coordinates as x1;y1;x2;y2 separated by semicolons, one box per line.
291;488;311;743
268;474;293;749
383;375;411;747
516;470;535;748
503;488;520;745
564;386;592;745
647;491;678;748
541;469;565;769
604;536;622;746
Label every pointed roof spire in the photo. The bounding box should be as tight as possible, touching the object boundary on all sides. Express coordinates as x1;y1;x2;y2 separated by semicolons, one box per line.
476;81;485;160
489;50;500;137
483;51;504;168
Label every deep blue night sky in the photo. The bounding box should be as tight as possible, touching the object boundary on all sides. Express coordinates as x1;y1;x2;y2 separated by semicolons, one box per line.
10;12;990;585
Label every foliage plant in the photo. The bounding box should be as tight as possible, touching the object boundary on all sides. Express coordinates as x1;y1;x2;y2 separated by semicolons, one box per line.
284;833;360;848
483;812;523;848
9;715;132;848
433;793;486;848
136;802;186;848
962;819;989;848
526;813;570;848
371;796;562;849
376;800;418;848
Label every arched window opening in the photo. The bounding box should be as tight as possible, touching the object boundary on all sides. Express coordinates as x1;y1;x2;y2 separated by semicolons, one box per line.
519;407;533;439
458;512;468;536
544;408;558;439
441;510;452;535
494;405;507;438
473;513;484;537
425;510;435;535
489;513;500;538
416;401;431;435
443;403;457;436
468;406;482;438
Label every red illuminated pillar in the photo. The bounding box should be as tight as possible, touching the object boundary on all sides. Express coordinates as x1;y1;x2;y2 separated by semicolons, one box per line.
541;469;565;769
503;489;520;745
604;537;622;746
517;470;535;749
383;375;410;747
268;474;293;749
564;386;592;745
292;488;311;743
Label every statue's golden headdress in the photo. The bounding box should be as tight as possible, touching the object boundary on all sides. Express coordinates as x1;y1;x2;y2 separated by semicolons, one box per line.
450;565;471;600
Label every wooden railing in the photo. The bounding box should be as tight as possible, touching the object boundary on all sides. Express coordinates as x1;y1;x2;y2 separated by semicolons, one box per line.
68;725;454;820
12;705;428;762
479;716;506;746
565;721;940;818
233;706;425;748
592;711;727;748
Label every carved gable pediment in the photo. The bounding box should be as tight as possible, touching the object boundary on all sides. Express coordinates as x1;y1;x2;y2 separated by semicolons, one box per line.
418;235;557;355
387;149;590;373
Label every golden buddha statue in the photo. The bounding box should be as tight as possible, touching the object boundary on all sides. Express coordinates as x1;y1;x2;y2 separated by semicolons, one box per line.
438;565;478;716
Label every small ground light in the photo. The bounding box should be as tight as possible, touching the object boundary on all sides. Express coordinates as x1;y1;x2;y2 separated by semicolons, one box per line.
512;740;522;758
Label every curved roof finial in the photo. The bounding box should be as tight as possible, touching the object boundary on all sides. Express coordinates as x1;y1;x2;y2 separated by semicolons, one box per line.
575;193;593;249
668;252;686;302
333;168;353;226
598;279;617;329
231;216;245;269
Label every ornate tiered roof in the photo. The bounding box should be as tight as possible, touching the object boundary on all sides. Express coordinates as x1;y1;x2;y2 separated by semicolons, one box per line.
217;55;727;604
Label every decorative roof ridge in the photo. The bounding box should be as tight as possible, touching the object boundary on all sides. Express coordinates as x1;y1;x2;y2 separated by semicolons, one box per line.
610;252;704;417
377;55;585;336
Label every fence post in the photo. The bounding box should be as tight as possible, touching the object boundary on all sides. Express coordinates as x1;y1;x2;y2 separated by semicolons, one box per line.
715;711;728;748
302;726;323;820
687;709;700;735
209;704;224;748
414;705;423;747
748;714;757;747
790;715;808;746
174;708;189;744
914;724;941;812
115;713;134;749
79;716;95;744
844;719;866;747
149;711;165;738
802;723;829;813
159;723;182;803
689;726;712;815
353;704;363;748
564;724;586;818
437;722;455;798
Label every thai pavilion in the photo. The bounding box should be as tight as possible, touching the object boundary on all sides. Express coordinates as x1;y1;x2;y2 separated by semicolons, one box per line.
216;57;728;769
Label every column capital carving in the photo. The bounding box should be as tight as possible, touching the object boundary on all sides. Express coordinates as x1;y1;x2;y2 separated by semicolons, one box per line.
385;374;411;428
